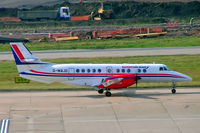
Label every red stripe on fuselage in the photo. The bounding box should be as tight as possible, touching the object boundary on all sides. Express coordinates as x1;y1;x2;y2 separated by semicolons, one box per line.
30;70;118;76
138;73;184;78
12;44;24;61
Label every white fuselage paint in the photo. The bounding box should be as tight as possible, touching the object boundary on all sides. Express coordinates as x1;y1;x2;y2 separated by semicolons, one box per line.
20;63;192;88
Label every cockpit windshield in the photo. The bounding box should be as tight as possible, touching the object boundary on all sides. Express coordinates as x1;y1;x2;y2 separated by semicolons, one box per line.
159;65;171;71
166;66;172;71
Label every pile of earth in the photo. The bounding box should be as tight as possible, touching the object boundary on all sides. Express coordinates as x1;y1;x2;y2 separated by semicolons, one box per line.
0;1;199;20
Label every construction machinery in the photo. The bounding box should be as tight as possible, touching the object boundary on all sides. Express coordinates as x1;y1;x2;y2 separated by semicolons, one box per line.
18;6;92;21
18;7;70;21
97;2;114;19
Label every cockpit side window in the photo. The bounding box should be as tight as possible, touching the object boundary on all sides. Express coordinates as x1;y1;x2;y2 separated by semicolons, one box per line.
160;66;171;71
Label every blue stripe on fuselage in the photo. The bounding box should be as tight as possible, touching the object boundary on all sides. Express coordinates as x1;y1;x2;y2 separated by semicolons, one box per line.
20;72;185;79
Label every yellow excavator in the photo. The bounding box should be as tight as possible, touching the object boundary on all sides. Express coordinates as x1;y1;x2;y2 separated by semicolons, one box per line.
94;2;114;20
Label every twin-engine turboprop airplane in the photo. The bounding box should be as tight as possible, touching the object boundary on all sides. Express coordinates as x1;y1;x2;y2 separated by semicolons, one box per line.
10;42;192;97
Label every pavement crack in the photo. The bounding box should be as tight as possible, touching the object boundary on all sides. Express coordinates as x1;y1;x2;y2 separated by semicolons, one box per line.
30;91;32;105
110;104;124;133
159;101;182;133
60;104;66;133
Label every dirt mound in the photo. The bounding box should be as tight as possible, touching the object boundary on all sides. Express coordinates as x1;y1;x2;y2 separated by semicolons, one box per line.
0;0;63;8
0;1;200;20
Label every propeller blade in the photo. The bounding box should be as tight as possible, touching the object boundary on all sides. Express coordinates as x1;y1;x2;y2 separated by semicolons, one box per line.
135;74;138;88
136;81;138;88
135;74;141;88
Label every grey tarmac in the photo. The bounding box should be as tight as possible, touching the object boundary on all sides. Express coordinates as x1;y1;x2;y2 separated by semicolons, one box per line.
1;46;200;61
1;88;200;133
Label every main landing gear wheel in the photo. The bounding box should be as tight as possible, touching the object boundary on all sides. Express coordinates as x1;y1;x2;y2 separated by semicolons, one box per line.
171;82;176;94
105;91;112;97
98;89;104;94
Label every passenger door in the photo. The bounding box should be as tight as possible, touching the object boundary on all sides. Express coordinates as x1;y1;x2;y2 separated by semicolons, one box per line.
68;68;75;80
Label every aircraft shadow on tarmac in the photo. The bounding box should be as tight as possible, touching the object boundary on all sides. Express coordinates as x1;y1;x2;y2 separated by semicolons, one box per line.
67;90;200;100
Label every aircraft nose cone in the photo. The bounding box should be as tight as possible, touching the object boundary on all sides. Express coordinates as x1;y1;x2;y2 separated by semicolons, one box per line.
185;75;192;81
176;72;192;82
181;74;192;82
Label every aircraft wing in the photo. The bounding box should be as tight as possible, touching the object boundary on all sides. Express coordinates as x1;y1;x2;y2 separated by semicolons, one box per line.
102;77;124;87
97;74;136;89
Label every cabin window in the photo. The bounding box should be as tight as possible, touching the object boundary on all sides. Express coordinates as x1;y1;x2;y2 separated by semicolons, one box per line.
143;69;147;73
98;69;101;73
164;67;168;71
138;69;141;73
122;69;125;73
127;69;131;73
76;69;80;73
116;69;120;73
81;69;85;73
107;69;112;73
159;67;163;71
92;69;96;73
87;69;91;73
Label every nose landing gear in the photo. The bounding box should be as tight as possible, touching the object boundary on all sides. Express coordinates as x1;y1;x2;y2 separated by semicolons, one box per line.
171;82;176;94
171;88;176;94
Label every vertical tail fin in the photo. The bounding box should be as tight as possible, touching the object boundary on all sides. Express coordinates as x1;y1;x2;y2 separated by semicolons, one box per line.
10;42;48;72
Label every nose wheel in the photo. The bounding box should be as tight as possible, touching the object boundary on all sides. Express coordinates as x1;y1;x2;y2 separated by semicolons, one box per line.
171;82;176;94
171;88;176;94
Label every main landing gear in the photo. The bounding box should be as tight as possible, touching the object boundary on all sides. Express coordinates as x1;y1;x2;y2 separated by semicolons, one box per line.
98;89;112;97
98;89;104;94
171;82;176;94
105;89;111;97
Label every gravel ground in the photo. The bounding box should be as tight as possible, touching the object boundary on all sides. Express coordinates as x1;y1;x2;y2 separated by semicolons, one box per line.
0;23;199;41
